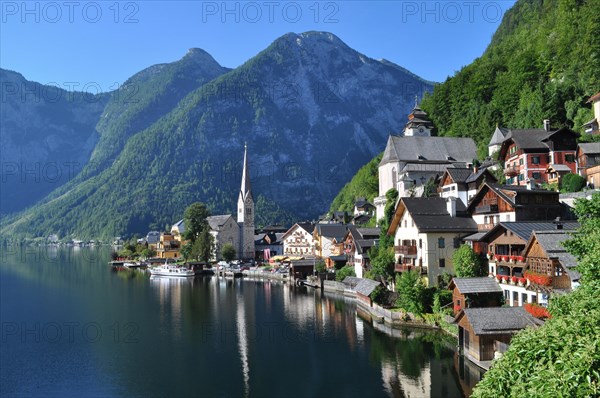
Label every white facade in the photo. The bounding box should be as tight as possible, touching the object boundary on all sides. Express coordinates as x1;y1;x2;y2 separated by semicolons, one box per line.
471;212;516;230
440;182;469;207
487;261;548;307
282;225;315;256
392;211;466;286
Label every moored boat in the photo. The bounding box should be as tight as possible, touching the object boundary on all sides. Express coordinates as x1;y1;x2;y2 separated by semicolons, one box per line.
149;263;195;277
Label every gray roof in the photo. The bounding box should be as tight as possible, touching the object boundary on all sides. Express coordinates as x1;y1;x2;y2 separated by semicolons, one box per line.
380;136;477;166
290;259;315;268
445;168;474;184
488;126;510;146
402;197;478;232
462;232;487;241
315;224;349;241
465;167;497;184
354;278;381;297
482;221;580;242
462;307;541;335
505;129;550;150
342;276;362;289
356;228;380;239
451;277;503;294
207;215;233;230
355;239;378;255
548;164;572;172
577;143;600;155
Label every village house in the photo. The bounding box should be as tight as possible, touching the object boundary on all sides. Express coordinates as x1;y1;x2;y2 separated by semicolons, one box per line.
456;307;541;367
342;226;380;278
374;104;478;220
449;277;503;316
388;197;478;286
254;231;284;261
439;167;497;206
282;222;316;256
466;182;567;231
156;232;181;259
497;121;579;187
576;143;600;187
487;126;510;158
313;223;351;267
583;92;600;135
353;198;375;217
207;215;240;261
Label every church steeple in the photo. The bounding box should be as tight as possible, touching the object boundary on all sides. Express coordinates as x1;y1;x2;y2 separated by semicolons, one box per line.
402;99;434;137
239;143;253;204
237;143;255;259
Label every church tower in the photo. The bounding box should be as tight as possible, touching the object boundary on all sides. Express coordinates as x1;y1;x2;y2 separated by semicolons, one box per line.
237;144;255;259
402;97;434;137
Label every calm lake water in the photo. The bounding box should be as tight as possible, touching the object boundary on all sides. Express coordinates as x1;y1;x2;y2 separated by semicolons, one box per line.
0;247;474;397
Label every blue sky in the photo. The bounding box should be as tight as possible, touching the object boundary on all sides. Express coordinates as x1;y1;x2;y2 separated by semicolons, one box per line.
1;1;517;91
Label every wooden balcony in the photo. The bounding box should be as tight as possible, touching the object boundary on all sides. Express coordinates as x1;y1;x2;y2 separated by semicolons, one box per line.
475;204;499;214
394;245;417;255
394;264;427;274
504;166;519;177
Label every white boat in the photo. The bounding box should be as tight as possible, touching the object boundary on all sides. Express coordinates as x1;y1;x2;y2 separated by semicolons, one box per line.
149;263;195;277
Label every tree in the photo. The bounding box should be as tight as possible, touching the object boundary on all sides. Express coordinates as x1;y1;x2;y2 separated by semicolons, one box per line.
472;193;600;397
560;173;586;193
335;265;356;282
195;228;214;263
395;270;426;314
180;242;193;261
368;246;395;284
315;261;326;273
221;243;236;262
452;244;483;277
183;202;210;242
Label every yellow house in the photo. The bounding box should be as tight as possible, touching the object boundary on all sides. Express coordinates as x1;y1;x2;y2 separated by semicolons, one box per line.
156;232;181;259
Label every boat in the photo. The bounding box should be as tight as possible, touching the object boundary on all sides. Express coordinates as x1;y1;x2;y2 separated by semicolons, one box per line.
149;263;195;277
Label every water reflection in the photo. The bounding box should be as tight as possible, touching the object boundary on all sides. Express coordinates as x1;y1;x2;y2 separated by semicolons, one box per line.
1;247;471;398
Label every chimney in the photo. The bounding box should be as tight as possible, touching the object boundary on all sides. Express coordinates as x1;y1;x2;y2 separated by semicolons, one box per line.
543;119;551;132
554;217;563;230
525;178;534;190
446;197;457;217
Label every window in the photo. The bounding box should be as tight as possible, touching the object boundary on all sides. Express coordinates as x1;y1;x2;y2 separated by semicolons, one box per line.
439;259;445;268
453;238;460;248
532;172;541;179
519;158;523;165
532;156;540;164
438;238;445;248
522;293;528;306
565;154;575;163
419;239;422;248
412;220;415;227
518;174;524;181
404;220;407;228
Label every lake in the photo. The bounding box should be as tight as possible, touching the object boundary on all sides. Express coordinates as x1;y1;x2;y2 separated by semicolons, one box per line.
0;246;475;397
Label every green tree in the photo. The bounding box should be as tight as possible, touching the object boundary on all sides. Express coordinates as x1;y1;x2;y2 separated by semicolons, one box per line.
395;270;426;314
560;173;586;193
183;202;210;242
335;265;356;282
368;246;395;283
195;228;214;263
180;242;193;261
315;260;326;274
221;243;236;262
452;244;483;277
473;193;600;397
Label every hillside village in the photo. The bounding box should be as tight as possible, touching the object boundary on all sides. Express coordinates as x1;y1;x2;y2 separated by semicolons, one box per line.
115;91;600;376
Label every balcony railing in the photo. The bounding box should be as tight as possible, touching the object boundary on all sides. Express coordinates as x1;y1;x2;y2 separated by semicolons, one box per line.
475;204;499;214
394;245;417;255
395;264;427;274
504;166;520;177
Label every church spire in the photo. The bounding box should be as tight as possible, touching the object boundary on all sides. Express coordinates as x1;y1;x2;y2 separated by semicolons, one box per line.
240;143;252;201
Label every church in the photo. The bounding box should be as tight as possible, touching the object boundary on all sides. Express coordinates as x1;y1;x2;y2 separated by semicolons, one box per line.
171;144;255;261
374;102;478;221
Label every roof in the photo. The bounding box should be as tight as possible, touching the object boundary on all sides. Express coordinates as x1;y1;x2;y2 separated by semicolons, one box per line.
577;143;600;155
380;136;477;166
450;277;503;294
356;228;380;239
547;164;572;172
354;198;374;208
290;259;315;268
445;168;474;184
315;224;349;241
481;221;580;242
355;239;378;255
281;222;315;240
342;276;362;289
588;92;600;103
207;215;234;230
328;255;347;262
354;278;381;297
462;232;487;241
499;127;579;158
390;197;478;233
172;219;185;232
467;183;559;212
465;167;497;184
488;126;509;146
461;307;541;335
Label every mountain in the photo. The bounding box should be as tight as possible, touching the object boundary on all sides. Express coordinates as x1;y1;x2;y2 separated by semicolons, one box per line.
329;153;381;214
0;69;108;215
1;32;433;239
420;0;600;158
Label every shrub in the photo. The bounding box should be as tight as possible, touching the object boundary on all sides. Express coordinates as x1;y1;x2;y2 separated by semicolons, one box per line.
561;173;586;193
335;265;356;282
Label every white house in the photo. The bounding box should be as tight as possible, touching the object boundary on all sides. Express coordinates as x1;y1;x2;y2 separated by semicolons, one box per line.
388;197;478;286
282;223;316;256
438;167;497;206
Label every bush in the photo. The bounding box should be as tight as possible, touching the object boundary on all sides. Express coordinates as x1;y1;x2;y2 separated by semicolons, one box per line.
452;245;483;277
315;261;326;273
395;271;426;314
335;265;356;282
561;173;586;193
